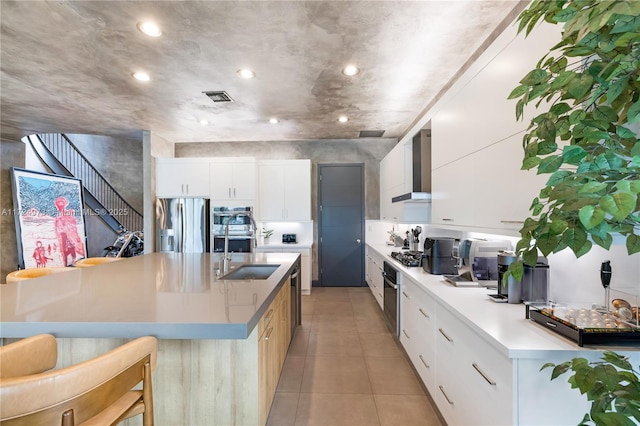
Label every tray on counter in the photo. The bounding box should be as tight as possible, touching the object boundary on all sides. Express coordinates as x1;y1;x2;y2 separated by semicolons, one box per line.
526;303;640;347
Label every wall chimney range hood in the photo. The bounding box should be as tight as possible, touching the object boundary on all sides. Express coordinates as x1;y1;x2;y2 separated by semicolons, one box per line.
392;130;431;203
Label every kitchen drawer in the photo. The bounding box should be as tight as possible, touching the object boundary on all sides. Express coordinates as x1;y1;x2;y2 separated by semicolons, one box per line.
259;291;280;337
436;303;513;425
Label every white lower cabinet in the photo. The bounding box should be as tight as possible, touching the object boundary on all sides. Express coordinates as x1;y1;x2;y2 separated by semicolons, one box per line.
399;276;435;394
399;275;513;426
365;246;384;309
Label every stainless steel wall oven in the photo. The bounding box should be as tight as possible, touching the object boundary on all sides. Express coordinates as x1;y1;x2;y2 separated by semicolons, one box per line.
211;206;254;253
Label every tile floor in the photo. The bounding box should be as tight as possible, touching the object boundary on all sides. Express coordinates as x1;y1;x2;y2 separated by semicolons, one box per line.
266;287;444;426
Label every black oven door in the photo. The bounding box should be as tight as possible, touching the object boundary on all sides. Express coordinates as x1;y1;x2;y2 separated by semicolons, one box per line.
212;236;252;253
382;262;399;336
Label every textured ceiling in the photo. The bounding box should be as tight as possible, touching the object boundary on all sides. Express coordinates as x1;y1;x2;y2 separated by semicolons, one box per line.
0;1;525;143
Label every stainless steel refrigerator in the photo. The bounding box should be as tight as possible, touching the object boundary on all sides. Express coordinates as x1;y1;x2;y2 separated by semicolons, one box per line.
155;198;210;253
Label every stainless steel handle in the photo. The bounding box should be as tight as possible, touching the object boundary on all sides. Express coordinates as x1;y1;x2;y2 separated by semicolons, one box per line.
229;188;232;198
441;218;454;222
419;354;430;369
439;385;454;405
402;290;409;299
290;270;300;280
472;363;496;386
264;326;274;340
383;275;398;290
264;308;274;322
438;328;453;343
546;322;557;328
356;239;361;244
418;308;430;319
402;329;410;339
500;220;524;224
378;292;383;298
185;184;189;194
181;184;185;193
233;188;236;197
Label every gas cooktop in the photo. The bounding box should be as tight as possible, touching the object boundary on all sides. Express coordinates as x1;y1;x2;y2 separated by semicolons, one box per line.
390;251;423;267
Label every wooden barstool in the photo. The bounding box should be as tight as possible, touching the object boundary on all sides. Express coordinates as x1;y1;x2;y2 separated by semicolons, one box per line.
5;267;73;284
0;334;157;426
74;257;122;268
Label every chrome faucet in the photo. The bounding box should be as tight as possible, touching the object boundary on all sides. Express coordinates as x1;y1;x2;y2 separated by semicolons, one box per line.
222;212;257;273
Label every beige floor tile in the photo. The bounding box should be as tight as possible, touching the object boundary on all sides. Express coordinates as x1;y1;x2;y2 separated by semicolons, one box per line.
311;287;352;303
313;301;354;316
277;356;306;393
352;301;385;319
360;332;404;357
287;329;310;357
366;356;425;395
375;394;443;426
310;317;358;333
301;297;316;315
295;393;380;426
267;392;300;426
355;314;390;333
301;356;372;394
306;331;363;357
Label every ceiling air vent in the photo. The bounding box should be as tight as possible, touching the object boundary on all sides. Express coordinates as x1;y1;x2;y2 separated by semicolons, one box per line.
203;91;234;103
359;130;385;138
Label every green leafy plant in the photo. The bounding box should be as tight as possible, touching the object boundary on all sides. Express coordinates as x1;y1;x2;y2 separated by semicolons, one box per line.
261;228;274;239
504;0;640;282
541;351;640;425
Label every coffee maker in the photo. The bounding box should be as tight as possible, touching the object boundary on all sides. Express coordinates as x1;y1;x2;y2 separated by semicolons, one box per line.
422;237;458;275
494;252;549;304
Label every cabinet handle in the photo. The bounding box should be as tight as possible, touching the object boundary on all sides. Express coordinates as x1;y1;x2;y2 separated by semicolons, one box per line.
402;290;409;299
228;188;232;198
438;328;453;343
545;322;557;328
439;385;454;405
181;184;185;193
185;184;189;194
264;308;274;322
500;220;524;224
402;329;410;339
419;354;430;369
418;308;430;319
441;218;454;222
264;326;274;340
233;188;236;198
472;362;496;386
378;292;383;298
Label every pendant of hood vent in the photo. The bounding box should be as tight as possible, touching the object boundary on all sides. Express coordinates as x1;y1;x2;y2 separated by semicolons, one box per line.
392;129;432;203
203;91;234;103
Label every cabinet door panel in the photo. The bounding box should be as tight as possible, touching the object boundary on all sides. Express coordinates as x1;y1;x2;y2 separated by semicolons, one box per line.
431;155;476;227
284;163;310;220
232;161;256;200
259;163;286;220
157;160;210;197
210;162;234;200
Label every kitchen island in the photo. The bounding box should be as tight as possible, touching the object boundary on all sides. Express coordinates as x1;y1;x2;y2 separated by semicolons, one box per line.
0;252;300;425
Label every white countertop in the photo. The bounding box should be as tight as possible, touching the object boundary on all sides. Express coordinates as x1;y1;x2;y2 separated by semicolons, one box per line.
0;252;299;340
367;243;639;359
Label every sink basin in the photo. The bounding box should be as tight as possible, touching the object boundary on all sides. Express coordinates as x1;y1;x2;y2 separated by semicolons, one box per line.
219;264;280;280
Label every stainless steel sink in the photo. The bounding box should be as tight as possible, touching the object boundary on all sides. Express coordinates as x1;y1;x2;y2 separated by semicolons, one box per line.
219;264;280;280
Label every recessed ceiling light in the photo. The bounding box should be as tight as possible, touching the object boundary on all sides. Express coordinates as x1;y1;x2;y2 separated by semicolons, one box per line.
132;71;150;82
338;116;349;123
200;119;209;126
342;65;360;76
137;21;162;37
237;69;256;79
269;118;279;124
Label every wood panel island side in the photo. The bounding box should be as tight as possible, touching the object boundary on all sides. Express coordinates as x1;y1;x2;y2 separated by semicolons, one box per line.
0;252;300;426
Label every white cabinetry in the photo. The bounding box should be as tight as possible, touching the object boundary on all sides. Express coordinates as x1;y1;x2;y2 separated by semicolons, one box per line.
433;305;513;426
210;157;256;203
364;246;384;309
399;276;435;394
258;160;311;221
156;158;211;197
254;246;312;295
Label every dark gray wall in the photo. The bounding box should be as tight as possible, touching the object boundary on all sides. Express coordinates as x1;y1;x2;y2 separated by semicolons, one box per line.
1;140;25;281
176;138;397;220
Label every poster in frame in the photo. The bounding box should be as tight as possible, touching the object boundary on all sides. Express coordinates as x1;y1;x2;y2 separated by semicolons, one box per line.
10;168;88;268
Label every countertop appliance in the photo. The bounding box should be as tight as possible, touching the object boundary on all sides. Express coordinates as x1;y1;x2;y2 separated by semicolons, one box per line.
156;198;210;253
390;251;423;267
491;254;549;304
444;238;512;287
282;233;297;244
382;261;400;336
211;206;254;253
423;237;457;275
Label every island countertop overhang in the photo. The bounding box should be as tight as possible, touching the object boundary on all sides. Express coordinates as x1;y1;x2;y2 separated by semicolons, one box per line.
0;252;300;340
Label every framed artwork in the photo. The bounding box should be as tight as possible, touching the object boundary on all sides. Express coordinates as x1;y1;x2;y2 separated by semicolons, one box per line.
11;168;87;268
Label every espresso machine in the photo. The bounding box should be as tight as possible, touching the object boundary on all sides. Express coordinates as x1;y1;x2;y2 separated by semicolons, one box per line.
493;252;549;303
444;238;512;286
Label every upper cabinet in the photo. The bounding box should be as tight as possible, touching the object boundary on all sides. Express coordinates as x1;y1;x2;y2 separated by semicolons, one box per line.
210;157;256;203
258;160;311;221
156;158;211;198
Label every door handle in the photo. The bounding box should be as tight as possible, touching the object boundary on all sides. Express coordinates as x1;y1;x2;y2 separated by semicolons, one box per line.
356;239;361;244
